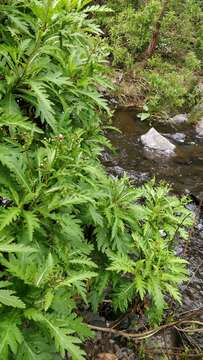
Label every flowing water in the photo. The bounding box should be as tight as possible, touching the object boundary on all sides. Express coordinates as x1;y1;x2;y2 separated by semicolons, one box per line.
104;110;203;352
104;110;203;198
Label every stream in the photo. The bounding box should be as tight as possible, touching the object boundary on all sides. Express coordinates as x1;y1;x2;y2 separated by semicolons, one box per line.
104;110;203;198
103;110;203;356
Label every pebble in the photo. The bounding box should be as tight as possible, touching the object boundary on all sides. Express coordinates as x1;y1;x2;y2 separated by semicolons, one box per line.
196;223;203;231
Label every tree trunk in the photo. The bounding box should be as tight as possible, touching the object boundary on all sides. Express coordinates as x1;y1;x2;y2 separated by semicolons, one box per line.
144;0;168;59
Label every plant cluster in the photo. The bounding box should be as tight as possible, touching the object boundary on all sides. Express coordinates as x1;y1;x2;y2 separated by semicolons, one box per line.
0;1;193;359
143;55;197;115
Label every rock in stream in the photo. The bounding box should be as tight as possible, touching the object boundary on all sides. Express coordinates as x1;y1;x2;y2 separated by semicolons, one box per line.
170;113;188;124
141;127;176;154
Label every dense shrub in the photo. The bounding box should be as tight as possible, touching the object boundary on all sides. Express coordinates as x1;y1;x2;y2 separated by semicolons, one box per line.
142;55;196;115
100;0;161;67
0;1;193;359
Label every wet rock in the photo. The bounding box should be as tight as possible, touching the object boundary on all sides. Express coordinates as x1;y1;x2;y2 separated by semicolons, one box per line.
0;197;11;207
186;202;197;212
176;245;184;256
196;118;203;137
196;223;203;231
112;166;125;177
143;148;171;161
109;98;119;106
84;313;106;327
107;166;126;180
144;329;177;360
141;128;175;154
126;170;149;183
184;191;203;206
170;113;188;124
101;152;113;162
166;132;186;143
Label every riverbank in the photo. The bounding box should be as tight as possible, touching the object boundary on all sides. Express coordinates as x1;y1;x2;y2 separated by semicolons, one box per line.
105;70;203;123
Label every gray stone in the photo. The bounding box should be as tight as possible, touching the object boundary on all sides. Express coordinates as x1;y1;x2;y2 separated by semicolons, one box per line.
144;329;177;360
164;132;186;143
170;113;188;124
141;128;175;154
196;223;203;231
168;132;186;143
196;117;203;137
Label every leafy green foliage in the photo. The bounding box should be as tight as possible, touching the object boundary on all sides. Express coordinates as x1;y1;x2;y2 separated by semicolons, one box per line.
97;0;203;116
143;55;198;115
0;0;194;358
0;0;109;358
104;0;161;66
106;181;192;324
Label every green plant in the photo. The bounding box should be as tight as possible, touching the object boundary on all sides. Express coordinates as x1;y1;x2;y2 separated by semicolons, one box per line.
143;56;195;115
185;52;201;71
101;1;161;67
137;104;151;121
85;177;193;323
0;0;110;358
0;0;194;359
106;181;193;324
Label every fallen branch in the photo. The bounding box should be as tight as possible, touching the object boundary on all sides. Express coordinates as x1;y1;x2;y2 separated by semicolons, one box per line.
87;307;203;340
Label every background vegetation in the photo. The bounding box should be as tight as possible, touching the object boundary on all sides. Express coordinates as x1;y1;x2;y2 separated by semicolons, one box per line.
0;0;194;359
97;0;203;117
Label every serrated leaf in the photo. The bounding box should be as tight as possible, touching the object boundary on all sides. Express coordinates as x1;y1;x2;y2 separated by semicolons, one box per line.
0;207;20;231
35;253;54;287
0;314;23;357
164;283;182;303
135;275;146;300
44;320;85;360
0;146;31;192
69;257;98;268
113;282;135;312
44;289;54;311
0;113;42;134
25;311;86;360
23;211;40;242
0;243;37;253
58;272;97;288
0;289;25;308
29;82;57;132
16;340;45;360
